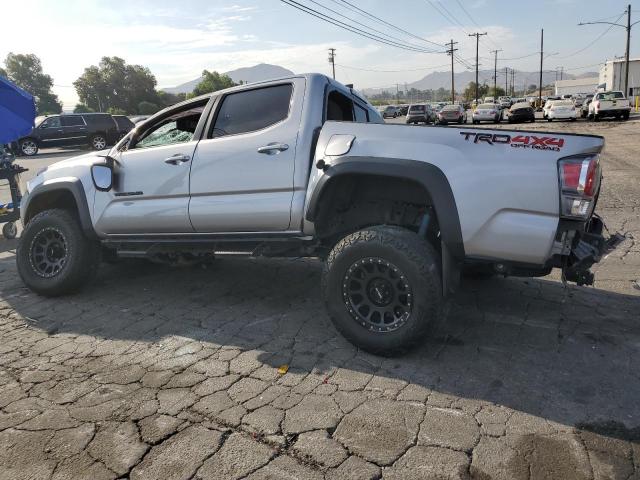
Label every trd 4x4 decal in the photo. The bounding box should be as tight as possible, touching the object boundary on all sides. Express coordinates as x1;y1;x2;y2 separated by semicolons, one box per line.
460;132;565;151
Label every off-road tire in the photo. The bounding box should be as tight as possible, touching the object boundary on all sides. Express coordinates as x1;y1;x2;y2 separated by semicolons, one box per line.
2;222;17;239
322;226;443;356
17;209;100;296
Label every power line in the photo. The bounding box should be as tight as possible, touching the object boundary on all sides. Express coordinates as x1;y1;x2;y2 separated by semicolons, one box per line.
336;0;445;49
336;62;453;73
558;12;625;58
445;39;459;102
425;0;469;35
281;0;445;53
306;0;443;53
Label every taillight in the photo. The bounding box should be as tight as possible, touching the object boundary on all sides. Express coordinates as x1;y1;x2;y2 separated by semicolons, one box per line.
594;101;600;109
558;156;601;219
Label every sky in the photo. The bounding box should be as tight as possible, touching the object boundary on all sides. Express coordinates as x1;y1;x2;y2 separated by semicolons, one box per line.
1;0;636;109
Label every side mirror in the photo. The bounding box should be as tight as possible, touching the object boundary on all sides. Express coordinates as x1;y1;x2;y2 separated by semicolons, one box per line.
91;164;113;191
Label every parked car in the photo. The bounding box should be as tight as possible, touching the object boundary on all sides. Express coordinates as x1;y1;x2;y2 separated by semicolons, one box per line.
112;115;136;140
472;103;502;123
588;91;631;121
436;104;467;124
398;104;409;116
431;103;444;114
405;103;434;124
498;96;512;108
546;100;577;122
17;113;121;157
484;96;495;103
382;106;400;118
507;102;535;123
16;73;617;355
561;94;573;100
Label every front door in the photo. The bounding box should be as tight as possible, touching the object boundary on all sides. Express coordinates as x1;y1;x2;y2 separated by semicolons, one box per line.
189;79;304;232
37;116;66;147
93;98;211;235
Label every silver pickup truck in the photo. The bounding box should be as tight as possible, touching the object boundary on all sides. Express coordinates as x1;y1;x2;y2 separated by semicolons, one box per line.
17;73;618;354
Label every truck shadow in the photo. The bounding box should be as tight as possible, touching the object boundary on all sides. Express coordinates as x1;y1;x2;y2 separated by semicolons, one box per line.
1;255;639;442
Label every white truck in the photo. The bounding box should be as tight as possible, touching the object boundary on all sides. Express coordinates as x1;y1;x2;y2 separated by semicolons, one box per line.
588;90;631;121
17;74;620;354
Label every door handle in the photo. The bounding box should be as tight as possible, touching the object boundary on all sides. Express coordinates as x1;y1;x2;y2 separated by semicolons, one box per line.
257;143;289;155
164;154;191;165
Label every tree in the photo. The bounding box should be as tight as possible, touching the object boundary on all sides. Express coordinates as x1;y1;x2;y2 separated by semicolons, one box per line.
3;53;62;114
191;70;235;97
137;101;160;115
157;90;186;108
463;82;489;101
0;66;6;78
74;56;159;114
74;104;94;113
488;86;506;98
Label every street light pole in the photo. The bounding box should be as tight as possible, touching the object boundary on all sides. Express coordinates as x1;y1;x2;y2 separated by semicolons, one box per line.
579;5;639;97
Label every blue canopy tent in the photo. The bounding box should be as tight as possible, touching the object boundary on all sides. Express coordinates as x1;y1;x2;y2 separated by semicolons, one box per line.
0;75;36;145
0;75;34;238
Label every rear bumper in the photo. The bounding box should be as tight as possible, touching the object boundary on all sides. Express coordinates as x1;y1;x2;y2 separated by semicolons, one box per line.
555;216;623;286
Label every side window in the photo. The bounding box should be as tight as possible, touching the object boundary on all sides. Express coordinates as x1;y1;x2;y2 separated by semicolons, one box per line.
210;84;292;138
61;116;85;127
132;103;205;149
41;117;61;128
326;91;354;121
354;103;369;123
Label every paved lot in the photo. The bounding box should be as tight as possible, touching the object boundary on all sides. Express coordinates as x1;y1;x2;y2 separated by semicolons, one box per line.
0;120;639;479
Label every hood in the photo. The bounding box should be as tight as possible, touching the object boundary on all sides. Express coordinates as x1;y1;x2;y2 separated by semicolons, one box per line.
46;150;110;172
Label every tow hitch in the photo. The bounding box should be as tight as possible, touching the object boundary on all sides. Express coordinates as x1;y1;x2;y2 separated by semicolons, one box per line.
562;217;625;286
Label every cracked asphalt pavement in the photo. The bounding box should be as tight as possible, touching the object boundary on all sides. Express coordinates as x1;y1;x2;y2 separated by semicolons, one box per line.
0;119;638;479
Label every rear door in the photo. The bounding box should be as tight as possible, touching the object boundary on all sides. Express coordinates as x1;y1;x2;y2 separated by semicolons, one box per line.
188;79;304;232
60;115;88;146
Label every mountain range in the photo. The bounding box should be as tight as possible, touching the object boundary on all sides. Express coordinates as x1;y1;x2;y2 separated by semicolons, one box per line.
362;70;599;95
162;63;599;96
162;64;294;94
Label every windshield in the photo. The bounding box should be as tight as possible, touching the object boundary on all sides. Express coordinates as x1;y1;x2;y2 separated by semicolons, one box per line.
596;91;624;100
442;105;458;111
554;100;574;106
34;116;47;127
511;103;530;109
409;105;425;112
478;104;494;109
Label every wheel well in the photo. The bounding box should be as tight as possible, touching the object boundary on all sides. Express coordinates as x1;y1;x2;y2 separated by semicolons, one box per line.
313;174;439;246
25;190;79;225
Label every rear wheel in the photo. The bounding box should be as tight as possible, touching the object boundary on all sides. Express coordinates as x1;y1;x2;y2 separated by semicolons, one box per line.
90;134;107;151
322;226;443;356
17;209;100;296
623;111;630;120
2;222;17;239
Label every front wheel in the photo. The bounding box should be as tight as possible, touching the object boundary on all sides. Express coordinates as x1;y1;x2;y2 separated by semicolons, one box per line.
322;226;443;356
90;134;107;151
17;209;100;296
19;138;39;156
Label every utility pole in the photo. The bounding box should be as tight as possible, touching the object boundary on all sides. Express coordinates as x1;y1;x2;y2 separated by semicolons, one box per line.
396;84;400;105
469;32;487;104
328;48;336;79
445;39;458;103
505;66;508;95
538;28;544;108
579;5;638;96
491;49;502;99
511;69;515;96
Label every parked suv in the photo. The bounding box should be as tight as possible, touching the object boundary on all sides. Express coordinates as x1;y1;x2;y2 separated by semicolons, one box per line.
17;113;123;156
405;103;434;124
112;115;136;141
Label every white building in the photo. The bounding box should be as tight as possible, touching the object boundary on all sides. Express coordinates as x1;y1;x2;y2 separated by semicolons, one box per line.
599;57;640;97
554;77;599;96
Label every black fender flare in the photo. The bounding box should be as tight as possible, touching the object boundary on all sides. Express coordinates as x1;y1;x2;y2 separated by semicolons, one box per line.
306;156;464;294
23;179;96;238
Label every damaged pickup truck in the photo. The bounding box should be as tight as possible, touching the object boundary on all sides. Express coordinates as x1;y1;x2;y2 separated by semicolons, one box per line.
17;74;620;354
